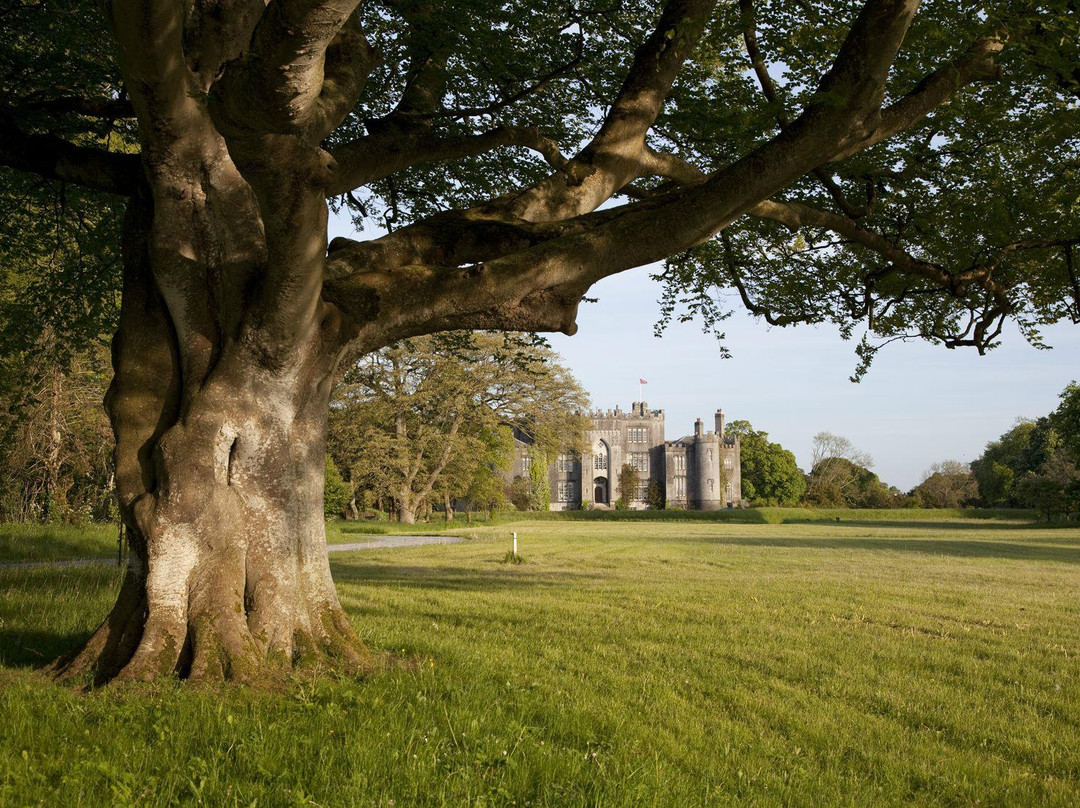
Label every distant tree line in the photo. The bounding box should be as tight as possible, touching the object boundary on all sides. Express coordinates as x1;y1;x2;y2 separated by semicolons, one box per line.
0;172;122;525
732;380;1079;519
968;383;1080;520
2;314;1073;522
0;338;114;524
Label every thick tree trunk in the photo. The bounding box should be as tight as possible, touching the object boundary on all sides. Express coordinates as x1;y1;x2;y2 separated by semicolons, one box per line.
54;189;373;686
397;495;417;525
42;365;63;521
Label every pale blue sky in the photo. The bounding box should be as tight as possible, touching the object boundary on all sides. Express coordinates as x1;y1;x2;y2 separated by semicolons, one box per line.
329;214;1080;492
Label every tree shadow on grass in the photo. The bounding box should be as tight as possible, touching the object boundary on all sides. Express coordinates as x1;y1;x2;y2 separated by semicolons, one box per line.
0;629;90;670
709;535;1080;564
800;519;1070;532
330;560;603;592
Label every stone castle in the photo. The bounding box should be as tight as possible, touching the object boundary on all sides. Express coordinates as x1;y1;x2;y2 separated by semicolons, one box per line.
513;402;742;510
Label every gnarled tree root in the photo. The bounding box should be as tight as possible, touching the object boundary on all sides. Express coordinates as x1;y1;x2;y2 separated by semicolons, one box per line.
51;571;384;689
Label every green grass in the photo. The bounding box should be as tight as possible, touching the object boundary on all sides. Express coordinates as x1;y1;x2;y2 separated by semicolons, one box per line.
0;523;119;563
0;510;1051;557
2;518;1079;806
492;506;1040;525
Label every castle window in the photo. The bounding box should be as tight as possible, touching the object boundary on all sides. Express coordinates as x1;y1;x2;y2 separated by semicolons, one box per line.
629;452;649;472
708;448;713;463
708;478;714;492
635;484;649;501
674;477;685;497
522;455;532;472
628;427;647;443
674;455;685;472
724;457;734;469
557;453;576;473
594;453;607;471
557;481;574;501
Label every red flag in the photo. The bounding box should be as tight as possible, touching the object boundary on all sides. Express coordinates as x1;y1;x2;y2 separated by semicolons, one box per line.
639;378;648;384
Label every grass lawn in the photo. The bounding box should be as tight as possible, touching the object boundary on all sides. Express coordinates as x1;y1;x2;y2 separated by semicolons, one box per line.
0;523;120;563
1;517;1079;806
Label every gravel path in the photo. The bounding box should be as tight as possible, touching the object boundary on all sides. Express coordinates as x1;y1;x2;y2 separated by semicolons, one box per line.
329;535;464;552
0;534;465;570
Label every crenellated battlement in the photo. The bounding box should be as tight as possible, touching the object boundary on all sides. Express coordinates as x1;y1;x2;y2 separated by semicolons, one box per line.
586;401;664;420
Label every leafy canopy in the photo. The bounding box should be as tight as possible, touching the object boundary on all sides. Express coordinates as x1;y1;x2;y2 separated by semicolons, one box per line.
1;1;1078;374
725;419;805;506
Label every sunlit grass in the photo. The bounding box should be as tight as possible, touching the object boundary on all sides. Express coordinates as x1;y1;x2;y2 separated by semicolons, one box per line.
0;523;119;563
2;518;1079;806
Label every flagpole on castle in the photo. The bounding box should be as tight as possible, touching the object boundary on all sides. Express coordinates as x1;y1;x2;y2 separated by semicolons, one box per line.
638;377;647;403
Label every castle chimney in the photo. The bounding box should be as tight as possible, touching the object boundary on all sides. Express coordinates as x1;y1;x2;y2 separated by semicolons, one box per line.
715;409;725;437
694;418;704;437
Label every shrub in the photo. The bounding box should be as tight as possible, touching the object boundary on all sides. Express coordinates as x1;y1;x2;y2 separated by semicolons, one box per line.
324;456;350;519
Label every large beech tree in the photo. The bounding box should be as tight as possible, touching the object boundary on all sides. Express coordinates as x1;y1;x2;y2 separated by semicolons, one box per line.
1;0;1078;684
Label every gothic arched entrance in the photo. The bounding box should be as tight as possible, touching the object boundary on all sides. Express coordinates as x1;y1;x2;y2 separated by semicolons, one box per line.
593;476;609;505
590;438;611;506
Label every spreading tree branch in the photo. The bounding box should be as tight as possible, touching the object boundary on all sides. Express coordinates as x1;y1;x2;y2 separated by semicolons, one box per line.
0;110;140;195
322;0;969;350
183;0;269;88
328;126;568;195
213;0;376;140
748;198;1026;308
15;95;135;120
501;0;718;223
831;33;1004;161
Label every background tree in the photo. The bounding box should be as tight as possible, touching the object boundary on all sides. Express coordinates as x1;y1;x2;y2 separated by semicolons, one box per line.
645;479;666;511
805;456;902;508
462;459;510;520
1;0;1078;683
323;456;350;520
1013;453;1079;521
526;446;552;512
986;385;1080;518
969;384;1080;515
506;474;533;513
910;460;978;509
616;463;639;511
0;337;114;523
329;332;587;523
971;417;1063;506
804;431;875;506
1050;383;1080;461
725;419;805;506
0;150;122;524
970;420;1037;506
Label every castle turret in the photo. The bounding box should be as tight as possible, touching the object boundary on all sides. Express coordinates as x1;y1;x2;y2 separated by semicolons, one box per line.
692;422;723;510
715;409;725;437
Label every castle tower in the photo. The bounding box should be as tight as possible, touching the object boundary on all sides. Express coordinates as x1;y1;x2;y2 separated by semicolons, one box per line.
692;418;723;510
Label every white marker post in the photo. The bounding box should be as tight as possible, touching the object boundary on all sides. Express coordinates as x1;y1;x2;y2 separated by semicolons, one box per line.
512;532;518;557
